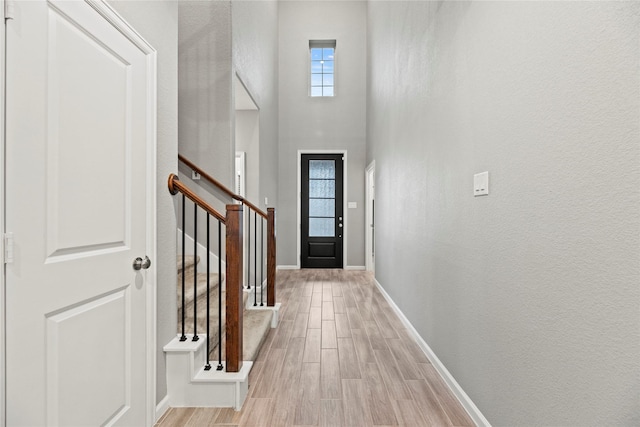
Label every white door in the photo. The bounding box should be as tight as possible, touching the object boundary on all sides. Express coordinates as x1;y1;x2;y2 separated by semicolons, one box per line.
5;1;155;426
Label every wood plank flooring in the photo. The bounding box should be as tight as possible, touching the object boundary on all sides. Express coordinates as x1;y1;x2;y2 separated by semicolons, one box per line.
155;269;475;427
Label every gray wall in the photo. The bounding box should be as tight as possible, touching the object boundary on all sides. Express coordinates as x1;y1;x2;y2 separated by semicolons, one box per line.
232;0;280;215
107;0;178;406
177;0;278;265
367;1;640;425
179;0;234;188
278;0;367;268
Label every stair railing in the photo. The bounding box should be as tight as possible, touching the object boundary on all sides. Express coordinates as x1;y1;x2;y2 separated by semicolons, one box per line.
178;154;276;307
168;174;245;372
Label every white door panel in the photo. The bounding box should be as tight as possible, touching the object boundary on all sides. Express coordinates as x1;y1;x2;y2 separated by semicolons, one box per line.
5;1;154;425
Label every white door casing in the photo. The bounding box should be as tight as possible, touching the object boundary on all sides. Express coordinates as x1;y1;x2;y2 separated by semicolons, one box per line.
0;1;6;425
365;161;375;273
5;1;156;426
236;152;246;198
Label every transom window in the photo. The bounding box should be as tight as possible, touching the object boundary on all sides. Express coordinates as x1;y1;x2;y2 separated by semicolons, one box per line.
310;40;336;97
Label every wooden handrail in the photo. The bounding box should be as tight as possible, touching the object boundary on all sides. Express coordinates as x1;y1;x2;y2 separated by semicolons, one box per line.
178;154;268;219
168;174;226;223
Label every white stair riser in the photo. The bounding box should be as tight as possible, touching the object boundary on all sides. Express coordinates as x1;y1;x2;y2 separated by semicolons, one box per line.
164;335;251;410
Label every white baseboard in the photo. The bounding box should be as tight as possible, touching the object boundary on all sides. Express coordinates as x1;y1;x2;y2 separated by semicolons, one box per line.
277;265;366;271
155;394;170;423
373;278;491;427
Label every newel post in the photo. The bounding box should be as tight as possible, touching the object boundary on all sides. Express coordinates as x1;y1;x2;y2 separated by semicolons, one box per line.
225;204;243;372
267;208;276;307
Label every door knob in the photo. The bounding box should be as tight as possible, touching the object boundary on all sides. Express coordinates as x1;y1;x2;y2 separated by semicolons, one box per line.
133;256;151;271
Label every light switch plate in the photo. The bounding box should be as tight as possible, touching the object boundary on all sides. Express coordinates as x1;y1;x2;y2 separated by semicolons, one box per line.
474;171;489;196
348;202;357;209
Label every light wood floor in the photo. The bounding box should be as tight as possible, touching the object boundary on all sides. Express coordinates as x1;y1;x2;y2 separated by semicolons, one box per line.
156;269;475;427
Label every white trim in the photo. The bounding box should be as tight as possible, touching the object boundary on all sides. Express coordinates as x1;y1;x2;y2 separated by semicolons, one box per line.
155;394;170;423
86;0;155;54
365;161;375;273
297;150;348;269
345;265;365;271
235;152;246;197
145;49;158;427
373;278;491;427
277;265;300;270
0;1;6;425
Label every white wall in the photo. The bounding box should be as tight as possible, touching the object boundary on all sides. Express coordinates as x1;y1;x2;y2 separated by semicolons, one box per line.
367;1;640;425
278;0;367;268
236;111;260;203
107;0;178;407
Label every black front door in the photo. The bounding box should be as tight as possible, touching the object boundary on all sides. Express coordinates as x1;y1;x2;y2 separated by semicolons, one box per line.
301;154;344;268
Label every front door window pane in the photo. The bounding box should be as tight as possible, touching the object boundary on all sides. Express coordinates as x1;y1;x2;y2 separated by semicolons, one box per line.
309;179;335;198
309;199;335;218
309;160;335;179
309;218;335;237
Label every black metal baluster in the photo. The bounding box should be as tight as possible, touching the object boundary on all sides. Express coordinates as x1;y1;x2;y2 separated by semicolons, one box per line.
193;204;199;341
180;194;187;341
253;210;257;306
204;213;211;370
217;221;223;371
246;204;251;290
261;216;264;306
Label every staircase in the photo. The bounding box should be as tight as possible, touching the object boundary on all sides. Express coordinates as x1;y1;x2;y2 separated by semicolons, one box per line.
164;157;279;410
177;255;273;362
163;253;278;410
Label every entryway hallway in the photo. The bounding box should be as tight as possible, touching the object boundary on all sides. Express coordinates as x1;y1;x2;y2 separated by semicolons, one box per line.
155;269;474;426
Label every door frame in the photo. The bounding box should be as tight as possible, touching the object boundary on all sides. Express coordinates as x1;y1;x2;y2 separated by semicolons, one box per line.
365;161;375;273
1;2;158;425
1;1;6;424
297;149;348;269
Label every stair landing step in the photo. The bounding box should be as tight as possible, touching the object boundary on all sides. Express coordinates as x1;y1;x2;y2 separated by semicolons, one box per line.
242;309;273;361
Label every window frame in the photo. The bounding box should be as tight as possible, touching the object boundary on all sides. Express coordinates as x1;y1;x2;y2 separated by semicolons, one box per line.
309;40;336;98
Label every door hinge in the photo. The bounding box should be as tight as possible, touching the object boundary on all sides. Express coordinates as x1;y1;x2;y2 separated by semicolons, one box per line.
5;0;15;20
4;232;14;264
